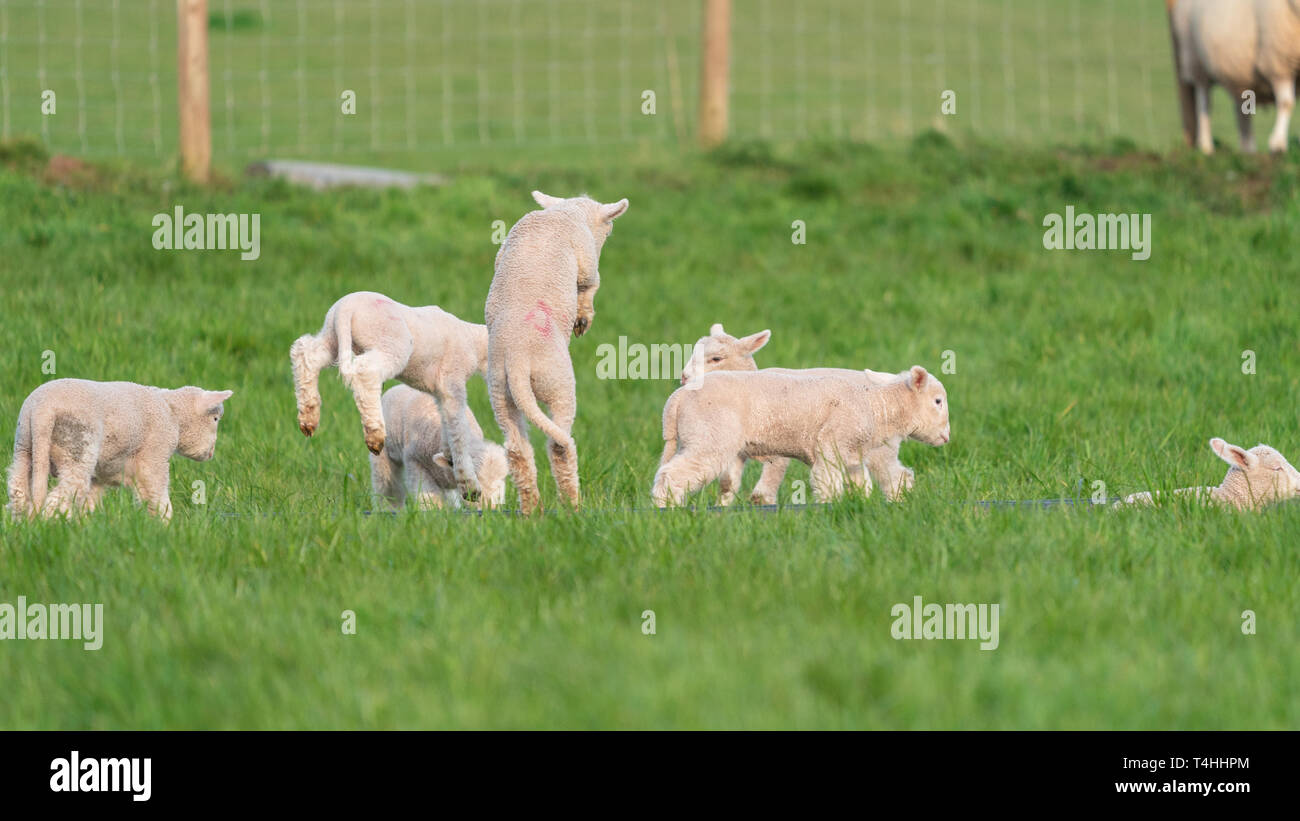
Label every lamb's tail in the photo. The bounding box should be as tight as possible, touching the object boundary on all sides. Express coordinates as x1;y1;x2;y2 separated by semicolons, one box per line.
659;390;683;466
506;364;573;450
26;406;55;517
5;406;33;519
333;300;358;383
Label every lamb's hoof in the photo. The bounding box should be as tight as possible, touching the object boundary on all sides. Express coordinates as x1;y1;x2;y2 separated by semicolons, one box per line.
364;431;385;455
462;489;481;503
299;421;316;437
573;316;590;336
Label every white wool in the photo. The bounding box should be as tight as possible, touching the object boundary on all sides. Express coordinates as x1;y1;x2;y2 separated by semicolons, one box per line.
1117;437;1300;511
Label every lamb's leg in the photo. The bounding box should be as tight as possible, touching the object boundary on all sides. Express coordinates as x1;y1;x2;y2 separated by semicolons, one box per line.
1194;81;1214;154
290;334;334;437
810;454;847;503
405;461;452;510
5;445;32;519
342;351;394;455
749;457;790;505
544;386;580;509
369;450;406;510
1268;75;1295;154
491;381;540;514
129;458;173;521
40;438;100;518
651;451;718;508
433;380;481;502
865;445;913;502
717;457;746;506
1235;95;1256;153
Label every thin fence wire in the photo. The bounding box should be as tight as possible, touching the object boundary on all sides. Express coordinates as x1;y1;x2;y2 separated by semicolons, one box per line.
0;0;1185;164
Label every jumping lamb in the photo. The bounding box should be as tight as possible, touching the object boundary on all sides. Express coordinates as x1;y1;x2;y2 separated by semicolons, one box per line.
485;190;628;513
652;366;949;507
665;323;914;504
369;384;508;510
1168;0;1300;153
1117;437;1300;510
290;291;489;500
6;378;233;521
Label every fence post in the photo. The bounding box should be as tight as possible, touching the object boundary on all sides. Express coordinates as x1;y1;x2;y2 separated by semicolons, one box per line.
698;0;730;147
177;0;211;182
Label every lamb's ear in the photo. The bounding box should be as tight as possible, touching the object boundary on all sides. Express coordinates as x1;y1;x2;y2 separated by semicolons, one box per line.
532;190;564;209
739;329;771;354
1211;438;1254;470
907;366;929;391
432;453;452;469
600;198;629;221
710;323;726;337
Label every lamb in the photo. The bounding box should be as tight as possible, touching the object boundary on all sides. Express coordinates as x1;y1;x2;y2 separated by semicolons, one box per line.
652;366;949;507
1116;438;1300;511
5;378;233;521
665;323;914;504
1168;0;1300;153
290;291;489;500
485;190;628;514
369;384;508;510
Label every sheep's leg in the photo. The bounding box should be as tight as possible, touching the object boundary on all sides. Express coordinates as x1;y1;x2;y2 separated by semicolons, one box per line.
5;446;32;519
809;454;847;503
1194;81;1214;154
1235;95;1256;153
651;451;718;508
749;457;789;505
491;381;540;514
369;451;406;510
405;462;452;510
128;458;173;521
433;381;481;501
290;334;334;437
845;460;873;498
865;445;914;502
1268;76;1295;153
717;457;746;506
40;440;100;518
543;386;581;510
342;351;394;455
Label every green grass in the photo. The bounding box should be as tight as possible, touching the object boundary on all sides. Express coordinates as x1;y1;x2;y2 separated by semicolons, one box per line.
1;133;1298;728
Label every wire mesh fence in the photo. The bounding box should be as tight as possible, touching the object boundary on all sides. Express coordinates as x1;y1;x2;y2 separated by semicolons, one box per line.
0;0;1183;166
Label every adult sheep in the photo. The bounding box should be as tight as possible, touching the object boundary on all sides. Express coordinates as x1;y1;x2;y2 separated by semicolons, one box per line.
1168;0;1300;153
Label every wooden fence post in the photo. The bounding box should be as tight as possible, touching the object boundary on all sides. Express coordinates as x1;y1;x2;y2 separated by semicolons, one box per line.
177;0;211;182
698;0;730;148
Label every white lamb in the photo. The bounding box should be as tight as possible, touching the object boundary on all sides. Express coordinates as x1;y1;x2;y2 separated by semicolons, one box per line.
485;190;628;514
6;378;233;521
666;323;914;504
652;366;949;507
290;291;489;500
1169;0;1300;153
1117;437;1300;511
369;384;508;510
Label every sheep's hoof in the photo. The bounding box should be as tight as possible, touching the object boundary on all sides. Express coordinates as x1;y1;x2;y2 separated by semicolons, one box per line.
364;431;385;454
462;489;481;503
573;316;590;336
299;421;316;437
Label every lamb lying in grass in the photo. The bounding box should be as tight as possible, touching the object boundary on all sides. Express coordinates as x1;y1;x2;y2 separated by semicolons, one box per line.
663;323;914;504
652;366;949;507
291;291;488;499
485;190;628;514
369;385;508;510
6;379;232;521
1117;438;1300;510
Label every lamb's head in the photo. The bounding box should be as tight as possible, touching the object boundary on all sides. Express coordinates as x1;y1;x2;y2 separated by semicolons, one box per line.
680;323;771;385
531;190;629;253
433;442;509;510
1209;438;1300;510
168;387;233;461
902;366;949;446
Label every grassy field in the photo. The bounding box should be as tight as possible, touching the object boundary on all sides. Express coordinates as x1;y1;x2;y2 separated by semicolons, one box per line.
0;132;1298;729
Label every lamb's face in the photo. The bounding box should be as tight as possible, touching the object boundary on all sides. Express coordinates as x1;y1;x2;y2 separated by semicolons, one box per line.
1211;438;1300;508
680;324;770;385
172;387;233;462
905;366;950;446
476;443;509;509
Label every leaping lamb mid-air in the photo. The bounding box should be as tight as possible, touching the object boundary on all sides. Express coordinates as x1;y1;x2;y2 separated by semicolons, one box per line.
664;323;915;504
6;378;233;521
652;365;950;508
485;190;629;514
290;291;490;501
1116;438;1300;511
369;384;509;511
